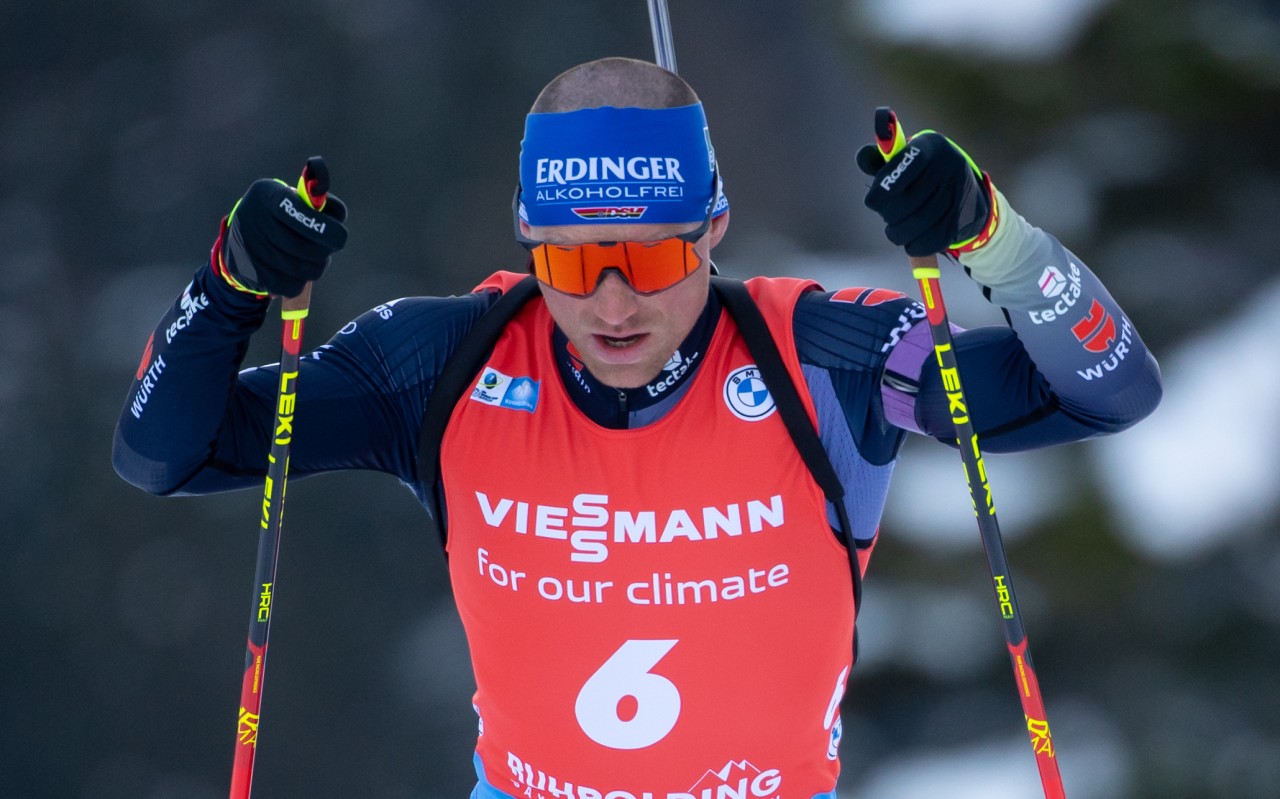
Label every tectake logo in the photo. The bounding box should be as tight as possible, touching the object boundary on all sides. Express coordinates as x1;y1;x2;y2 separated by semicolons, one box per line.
1038;265;1067;298
166;282;210;343
647;349;700;398
724;365;775;421
1028;261;1084;325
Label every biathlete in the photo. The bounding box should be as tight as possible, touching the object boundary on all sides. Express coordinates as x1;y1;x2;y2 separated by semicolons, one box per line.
114;57;1162;798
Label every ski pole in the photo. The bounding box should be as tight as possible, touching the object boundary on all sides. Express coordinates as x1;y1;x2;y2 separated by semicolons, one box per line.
646;0;677;72
873;107;1066;798
228;156;332;799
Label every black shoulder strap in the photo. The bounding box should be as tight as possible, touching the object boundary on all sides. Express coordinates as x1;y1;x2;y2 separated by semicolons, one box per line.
710;276;846;508
416;275;541;545
712;276;863;662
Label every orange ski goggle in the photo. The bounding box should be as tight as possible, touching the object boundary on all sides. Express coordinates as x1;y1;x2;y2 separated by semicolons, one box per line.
514;191;713;297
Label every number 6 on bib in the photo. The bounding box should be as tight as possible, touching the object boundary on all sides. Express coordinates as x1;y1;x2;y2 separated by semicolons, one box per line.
575;639;681;749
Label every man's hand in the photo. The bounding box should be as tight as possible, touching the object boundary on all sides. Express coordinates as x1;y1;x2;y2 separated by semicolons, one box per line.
856;124;996;258
213;159;349;298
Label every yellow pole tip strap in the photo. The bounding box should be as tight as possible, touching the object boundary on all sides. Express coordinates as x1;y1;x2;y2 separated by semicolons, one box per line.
295;173;324;212
883;122;908;160
280;307;310;320
912;266;942;280
295;174;313;209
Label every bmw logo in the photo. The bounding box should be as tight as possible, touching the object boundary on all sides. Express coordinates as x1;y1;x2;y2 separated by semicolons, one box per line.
723;365;775;421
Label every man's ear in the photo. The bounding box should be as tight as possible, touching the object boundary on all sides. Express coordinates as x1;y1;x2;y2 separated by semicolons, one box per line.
707;210;730;250
519;219;534;238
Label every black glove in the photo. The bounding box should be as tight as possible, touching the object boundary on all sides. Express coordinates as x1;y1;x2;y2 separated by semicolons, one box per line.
856;130;994;257
215;169;348;298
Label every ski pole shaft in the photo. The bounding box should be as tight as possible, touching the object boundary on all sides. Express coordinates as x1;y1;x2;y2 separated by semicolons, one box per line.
228;157;330;799
875;107;1066;798
912;252;1065;796
647;0;678;73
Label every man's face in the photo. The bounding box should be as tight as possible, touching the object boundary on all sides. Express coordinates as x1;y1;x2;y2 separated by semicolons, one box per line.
527;219;718;389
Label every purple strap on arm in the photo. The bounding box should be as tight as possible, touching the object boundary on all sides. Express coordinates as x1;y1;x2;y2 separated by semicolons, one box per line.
881;319;959;433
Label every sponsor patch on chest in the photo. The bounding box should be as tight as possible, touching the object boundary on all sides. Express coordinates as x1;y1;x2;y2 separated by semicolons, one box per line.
723;365;775;421
470;367;540;413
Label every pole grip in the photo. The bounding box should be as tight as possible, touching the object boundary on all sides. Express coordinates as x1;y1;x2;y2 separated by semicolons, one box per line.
280;157;328;315
281;283;312;315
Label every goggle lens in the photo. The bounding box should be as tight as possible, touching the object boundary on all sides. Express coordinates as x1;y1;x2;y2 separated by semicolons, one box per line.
529;237;703;296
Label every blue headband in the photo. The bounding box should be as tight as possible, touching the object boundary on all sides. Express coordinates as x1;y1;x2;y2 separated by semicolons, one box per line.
518;103;727;227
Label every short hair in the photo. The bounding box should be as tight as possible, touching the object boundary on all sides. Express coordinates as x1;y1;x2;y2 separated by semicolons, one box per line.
530;57;699;113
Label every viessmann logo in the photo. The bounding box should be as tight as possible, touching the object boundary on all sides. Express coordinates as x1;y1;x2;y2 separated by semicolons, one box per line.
476;491;786;563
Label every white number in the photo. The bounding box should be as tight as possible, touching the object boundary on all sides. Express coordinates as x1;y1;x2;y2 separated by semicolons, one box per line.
575;639;681;749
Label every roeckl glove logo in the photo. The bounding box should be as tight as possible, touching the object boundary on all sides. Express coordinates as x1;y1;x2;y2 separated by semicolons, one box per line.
279;197;326;233
879;146;921;191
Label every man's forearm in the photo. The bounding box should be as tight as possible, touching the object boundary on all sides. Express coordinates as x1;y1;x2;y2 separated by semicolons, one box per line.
961;190;1161;409
112;263;270;495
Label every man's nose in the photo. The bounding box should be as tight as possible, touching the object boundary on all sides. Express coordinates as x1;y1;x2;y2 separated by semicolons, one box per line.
591;270;640;325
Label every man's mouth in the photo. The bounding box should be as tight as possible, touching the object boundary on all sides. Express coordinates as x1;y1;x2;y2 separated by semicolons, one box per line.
599;333;645;348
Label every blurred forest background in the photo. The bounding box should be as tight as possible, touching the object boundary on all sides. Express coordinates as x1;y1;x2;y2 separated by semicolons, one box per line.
3;0;1279;797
